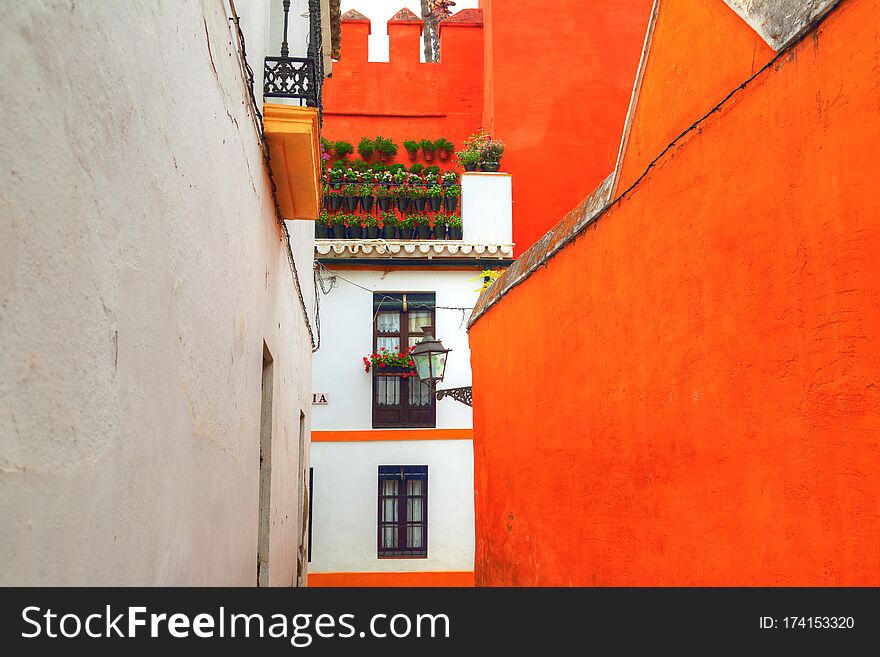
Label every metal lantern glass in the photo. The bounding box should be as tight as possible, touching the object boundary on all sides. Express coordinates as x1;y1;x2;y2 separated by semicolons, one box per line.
411;326;450;385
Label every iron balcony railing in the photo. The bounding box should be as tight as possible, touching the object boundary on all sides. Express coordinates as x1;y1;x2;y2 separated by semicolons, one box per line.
264;0;324;112
264;56;319;105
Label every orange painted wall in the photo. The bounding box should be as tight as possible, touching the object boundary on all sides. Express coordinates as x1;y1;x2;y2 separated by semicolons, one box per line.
480;0;654;253
309;571;474;587
615;0;774;194
321;16;484;168
469;0;880;586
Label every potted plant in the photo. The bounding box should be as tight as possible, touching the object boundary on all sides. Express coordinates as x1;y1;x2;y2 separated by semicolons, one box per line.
342;183;360;211
374;136;398;163
458;149;481;171
426;184;443;212
424;165;440;178
393;184;411;213
397;213;414;240
441;170;459;186
388;163;406;176
392;169;408;185
410;163;425;176
446;213;462;240
419;139;437;162
363;346;417;374
359;181;375;213
435;137;454;160
433;212;449;240
328;167;344;188
410;186;427;212
363;213;380;239
380;211;398;239
328;211;346;239
374;184;392;211
316;210;330;239
403;140;420;161
351;158;370;173
412;213;432;240
357;137;374;161
480;139;506;171
333;140;354;159
345;213;363;239
327;186;343;211
443;184;461;212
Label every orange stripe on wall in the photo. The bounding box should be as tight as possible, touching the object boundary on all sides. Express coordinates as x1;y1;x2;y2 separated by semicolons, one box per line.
308;571;474;587
312;429;473;442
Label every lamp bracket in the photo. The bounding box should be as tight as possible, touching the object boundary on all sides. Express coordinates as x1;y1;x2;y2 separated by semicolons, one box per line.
435;386;473;407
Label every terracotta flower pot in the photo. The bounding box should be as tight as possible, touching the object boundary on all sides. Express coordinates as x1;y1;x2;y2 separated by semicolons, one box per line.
406;150;418;162
438;149;450;160
423;151;435;162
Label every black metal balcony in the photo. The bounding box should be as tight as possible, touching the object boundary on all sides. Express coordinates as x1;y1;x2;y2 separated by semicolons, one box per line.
264;56;319;106
263;0;324;114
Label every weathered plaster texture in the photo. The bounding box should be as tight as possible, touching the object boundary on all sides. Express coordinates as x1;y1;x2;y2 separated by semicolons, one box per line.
722;0;842;50
0;1;314;585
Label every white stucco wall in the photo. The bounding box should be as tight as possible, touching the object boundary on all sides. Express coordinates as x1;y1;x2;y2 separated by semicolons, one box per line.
0;0;315;585
312;268;477;431
462;172;514;245
309;439;474;572
340;0;479;62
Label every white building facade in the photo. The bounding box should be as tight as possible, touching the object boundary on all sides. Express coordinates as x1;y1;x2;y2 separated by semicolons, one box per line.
309;173;513;586
0;0;327;586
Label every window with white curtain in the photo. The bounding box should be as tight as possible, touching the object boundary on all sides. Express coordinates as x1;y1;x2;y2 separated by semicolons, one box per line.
377;465;428;558
372;293;436;428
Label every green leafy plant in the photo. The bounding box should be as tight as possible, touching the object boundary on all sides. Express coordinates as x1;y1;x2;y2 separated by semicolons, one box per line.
457;150;481;166
424;172;438;184
318;209;330;225
393;185;411;198
411;213;431;227
333;140;354;158
380;211;398;228
328;212;345;226
446;213;462;228
469;268;504;294
444;184;461;197
392;170;409;184
398;214;415;229
374;185;391;198
357;137;375;160
463;128;491;151
403;140;420;155
342;183;359;196
435;137;454;152
370;162;387;174
410;163;425;175
388;163;406;175
362;214;379;228
423;165;441;177
409;186;426;199
358;182;374;196
328;168;344;182
482;139;506;162
343;212;360;227
441;171;459;184
350;159;370;173
329;159;347;171
419;139;436;154
426;184;443;198
374;136;398;157
343;168;360;182
320;136;333;152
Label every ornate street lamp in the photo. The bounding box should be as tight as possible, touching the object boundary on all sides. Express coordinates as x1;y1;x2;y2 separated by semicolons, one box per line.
411;326;473;407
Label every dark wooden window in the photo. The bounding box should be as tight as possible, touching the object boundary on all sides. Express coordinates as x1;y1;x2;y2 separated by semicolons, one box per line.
372;293;436;428
377;465;428;558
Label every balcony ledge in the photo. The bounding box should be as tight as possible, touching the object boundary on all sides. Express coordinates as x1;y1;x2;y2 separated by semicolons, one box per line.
315;240;514;260
263;104;321;220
